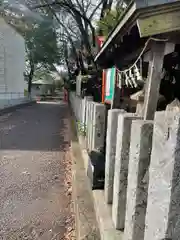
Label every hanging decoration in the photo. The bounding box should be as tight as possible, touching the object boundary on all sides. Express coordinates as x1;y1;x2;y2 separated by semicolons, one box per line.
102;67;116;104
116;60;143;88
101;37;168;106
115;37;168;89
134;64;142;82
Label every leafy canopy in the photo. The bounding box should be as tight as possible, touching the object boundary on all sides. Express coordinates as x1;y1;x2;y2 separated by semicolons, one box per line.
96;8;123;38
25;18;60;68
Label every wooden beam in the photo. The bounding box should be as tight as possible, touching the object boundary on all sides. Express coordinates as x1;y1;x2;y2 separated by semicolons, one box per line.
143;42;166;120
144;42;175;62
137;8;180;38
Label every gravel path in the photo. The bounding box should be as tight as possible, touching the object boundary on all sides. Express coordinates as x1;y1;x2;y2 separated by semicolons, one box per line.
0;102;74;240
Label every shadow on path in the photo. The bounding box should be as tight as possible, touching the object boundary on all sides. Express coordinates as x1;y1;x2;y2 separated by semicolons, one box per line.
0;102;70;151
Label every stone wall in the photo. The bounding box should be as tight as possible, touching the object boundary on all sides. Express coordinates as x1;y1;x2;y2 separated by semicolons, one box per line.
145;111;180;240
69;92;106;152
104;109;180;240
70;92;180;240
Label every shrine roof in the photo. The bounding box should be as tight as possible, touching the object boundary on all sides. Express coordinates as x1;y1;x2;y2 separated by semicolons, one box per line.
95;1;180;69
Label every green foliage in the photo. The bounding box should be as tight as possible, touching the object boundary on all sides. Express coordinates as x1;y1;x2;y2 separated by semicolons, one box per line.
96;8;123;38
77;120;86;136
33;69;52;80
55;80;63;90
25;19;60;67
23;14;61;94
24;89;28;96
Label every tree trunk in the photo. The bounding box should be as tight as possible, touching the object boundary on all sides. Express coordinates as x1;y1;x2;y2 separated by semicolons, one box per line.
75;15;96;68
78;51;85;73
100;0;108;20
66;59;71;78
28;63;34;96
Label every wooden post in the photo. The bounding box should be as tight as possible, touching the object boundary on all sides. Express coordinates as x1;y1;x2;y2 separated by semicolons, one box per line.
143;42;166;120
102;70;106;103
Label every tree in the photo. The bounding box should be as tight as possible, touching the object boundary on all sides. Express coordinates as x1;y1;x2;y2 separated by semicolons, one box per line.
2;0;129;70
96;7;124;38
0;1;61;94
25;17;60;94
30;0;105;68
29;0;128;69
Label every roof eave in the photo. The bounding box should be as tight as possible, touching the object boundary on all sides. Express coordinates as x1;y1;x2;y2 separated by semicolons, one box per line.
95;1;180;64
95;2;137;62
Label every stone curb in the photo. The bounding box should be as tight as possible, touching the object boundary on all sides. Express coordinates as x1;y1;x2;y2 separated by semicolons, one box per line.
78;135;123;240
0;100;36;116
70;110;123;240
70;112;101;240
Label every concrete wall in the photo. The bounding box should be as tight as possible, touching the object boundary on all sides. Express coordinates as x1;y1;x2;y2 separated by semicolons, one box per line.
0;17;26;106
31;84;53;98
31;86;41;98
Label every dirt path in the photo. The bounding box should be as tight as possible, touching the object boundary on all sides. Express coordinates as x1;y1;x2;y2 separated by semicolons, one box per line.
0;102;74;239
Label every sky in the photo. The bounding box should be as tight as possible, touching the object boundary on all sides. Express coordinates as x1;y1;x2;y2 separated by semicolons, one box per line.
2;0;44;21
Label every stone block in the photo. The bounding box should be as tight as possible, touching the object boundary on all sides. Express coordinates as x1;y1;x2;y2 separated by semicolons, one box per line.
84;96;93;134
166;98;180;113
85;100;90;144
124;120;153;240
144;111;180;240
112;113;141;230
91;103;106;152
87;101;94;151
105;109;125;204
89;102;95;151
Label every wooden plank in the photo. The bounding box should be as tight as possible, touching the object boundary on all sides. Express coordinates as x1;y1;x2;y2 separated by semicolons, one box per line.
143;42;165;120
137;10;180;37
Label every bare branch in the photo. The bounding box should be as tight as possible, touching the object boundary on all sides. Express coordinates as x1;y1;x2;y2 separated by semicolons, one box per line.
30;1;96;46
89;0;104;20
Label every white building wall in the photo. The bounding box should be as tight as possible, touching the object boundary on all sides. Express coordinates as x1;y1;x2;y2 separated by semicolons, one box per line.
0;17;26;99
